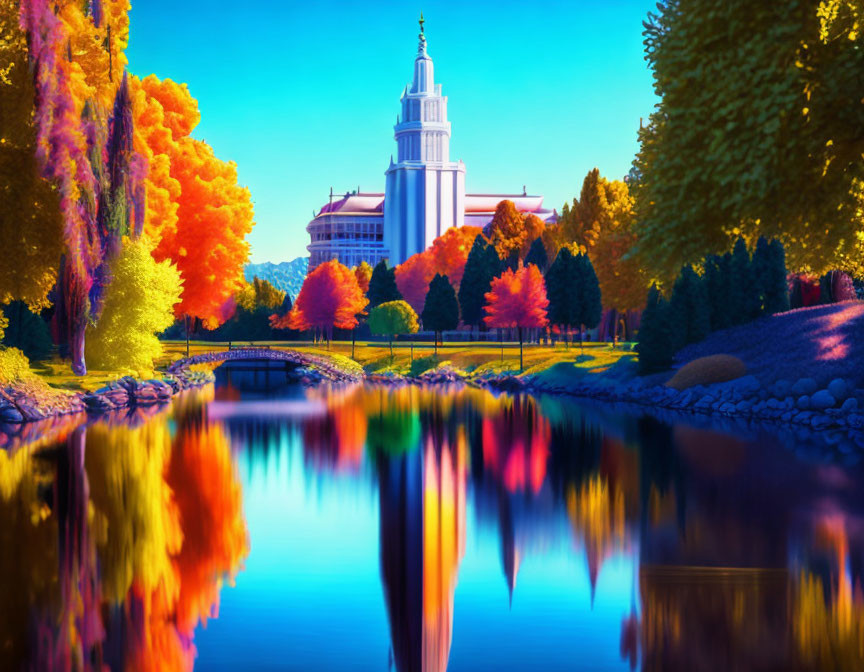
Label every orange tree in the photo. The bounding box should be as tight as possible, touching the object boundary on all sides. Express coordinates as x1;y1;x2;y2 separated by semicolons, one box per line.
272;259;367;345
483;264;549;370
395;225;481;313
131;75;254;333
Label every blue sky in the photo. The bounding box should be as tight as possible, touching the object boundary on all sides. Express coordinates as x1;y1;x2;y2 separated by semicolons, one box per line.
126;1;658;263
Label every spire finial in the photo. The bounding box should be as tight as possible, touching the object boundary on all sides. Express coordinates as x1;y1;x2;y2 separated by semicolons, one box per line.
418;12;426;46
419;11;425;35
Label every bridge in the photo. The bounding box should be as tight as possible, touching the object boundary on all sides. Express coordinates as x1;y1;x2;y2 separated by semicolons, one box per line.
166;347;363;384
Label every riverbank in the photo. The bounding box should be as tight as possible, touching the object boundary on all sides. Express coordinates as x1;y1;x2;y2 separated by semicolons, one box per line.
4;301;862;429
363;301;864;437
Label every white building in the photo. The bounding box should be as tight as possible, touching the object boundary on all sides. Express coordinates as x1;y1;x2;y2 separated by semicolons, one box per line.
306;17;556;270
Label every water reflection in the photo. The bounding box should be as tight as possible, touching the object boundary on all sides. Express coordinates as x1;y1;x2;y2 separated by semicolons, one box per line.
0;389;248;671
2;374;864;670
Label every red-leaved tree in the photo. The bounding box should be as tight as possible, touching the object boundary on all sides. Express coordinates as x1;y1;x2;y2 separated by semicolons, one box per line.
484;264;549;369
271;259;367;344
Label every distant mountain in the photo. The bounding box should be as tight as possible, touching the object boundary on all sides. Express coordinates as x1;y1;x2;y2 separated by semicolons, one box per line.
245;257;308;300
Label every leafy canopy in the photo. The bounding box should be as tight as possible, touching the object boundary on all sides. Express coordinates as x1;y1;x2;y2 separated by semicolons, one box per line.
633;0;864;282
85;236;182;374
369;300;420;339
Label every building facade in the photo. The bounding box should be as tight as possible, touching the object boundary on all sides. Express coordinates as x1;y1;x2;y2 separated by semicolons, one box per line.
306;17;556;271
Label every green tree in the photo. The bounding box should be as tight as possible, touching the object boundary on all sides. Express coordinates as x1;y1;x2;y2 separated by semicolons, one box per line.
668;266;710;350
368;260;402;309
421;274;459;355
368;300;419;360
703;253;733;332
730;238;760;326
525;237;548;273
574;253;603;348
546;248;602;349
458;235;498;335
764;239;790;314
1;301;53;362
633;1;864;283
546;247;576;344
637;286;675;374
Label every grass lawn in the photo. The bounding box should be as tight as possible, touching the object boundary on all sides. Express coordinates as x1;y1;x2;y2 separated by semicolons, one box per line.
159;339;637;379
13;339;635;394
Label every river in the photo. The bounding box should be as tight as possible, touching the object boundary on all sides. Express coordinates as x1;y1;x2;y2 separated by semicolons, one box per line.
1;360;863;671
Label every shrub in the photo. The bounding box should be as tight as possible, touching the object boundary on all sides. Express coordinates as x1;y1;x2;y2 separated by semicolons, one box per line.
86;238;182;374
666;354;747;390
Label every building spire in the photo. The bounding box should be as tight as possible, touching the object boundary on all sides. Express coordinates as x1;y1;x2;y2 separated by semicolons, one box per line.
417;12;427;56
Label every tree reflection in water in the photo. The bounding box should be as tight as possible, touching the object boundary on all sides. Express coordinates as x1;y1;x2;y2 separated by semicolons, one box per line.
0;387;248;671
2;379;864;671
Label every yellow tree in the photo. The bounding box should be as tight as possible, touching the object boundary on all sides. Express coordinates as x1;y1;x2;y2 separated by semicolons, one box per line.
0;1;64;310
85;237;182;374
560;169;648;314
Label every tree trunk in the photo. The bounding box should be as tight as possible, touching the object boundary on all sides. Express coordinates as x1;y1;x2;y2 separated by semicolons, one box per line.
518;326;523;371
410;340;414;362
185;315;190;358
579;325;584;354
352;328;356;359
389;337;393;362
71;325;86;376
500;328;504;362
434;331;438;356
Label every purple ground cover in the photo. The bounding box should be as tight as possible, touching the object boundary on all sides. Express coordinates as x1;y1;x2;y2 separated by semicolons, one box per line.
675;301;864;388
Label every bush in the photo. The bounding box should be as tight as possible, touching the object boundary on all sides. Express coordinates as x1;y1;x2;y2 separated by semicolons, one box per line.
0;347;38;386
666;354;747;390
86;238;182;374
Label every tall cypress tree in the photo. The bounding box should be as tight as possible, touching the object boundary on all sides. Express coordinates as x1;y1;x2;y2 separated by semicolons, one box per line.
729;238;760;325
764;239;790;314
703;254;732;331
637;286;675;374
668;265;710;350
574;253;602;348
368;260;402;309
421;273;459;354
546;247;575;341
525;237;548;273
459;235;498;336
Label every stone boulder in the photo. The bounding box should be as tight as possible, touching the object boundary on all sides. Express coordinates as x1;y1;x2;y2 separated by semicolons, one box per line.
791;378;819;397
810;389;837;410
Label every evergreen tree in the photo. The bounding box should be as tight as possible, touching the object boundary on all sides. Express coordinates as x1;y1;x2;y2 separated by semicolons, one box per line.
546;247;575;339
421;274;459;355
637;286;675;374
368;260;402;309
574;253;602;348
1;301;53;361
729;238;759;325
668;266;710;350
703;254;733;332
504;249;520;272
763;239;790;314
750;236;772;315
458;235;497;334
525;237;548;273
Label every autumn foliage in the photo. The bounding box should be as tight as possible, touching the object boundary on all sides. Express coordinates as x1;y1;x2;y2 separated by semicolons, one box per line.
484;265;549;331
131;75;254;329
487;200;546;261
273;259;367;338
395;225;481;313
